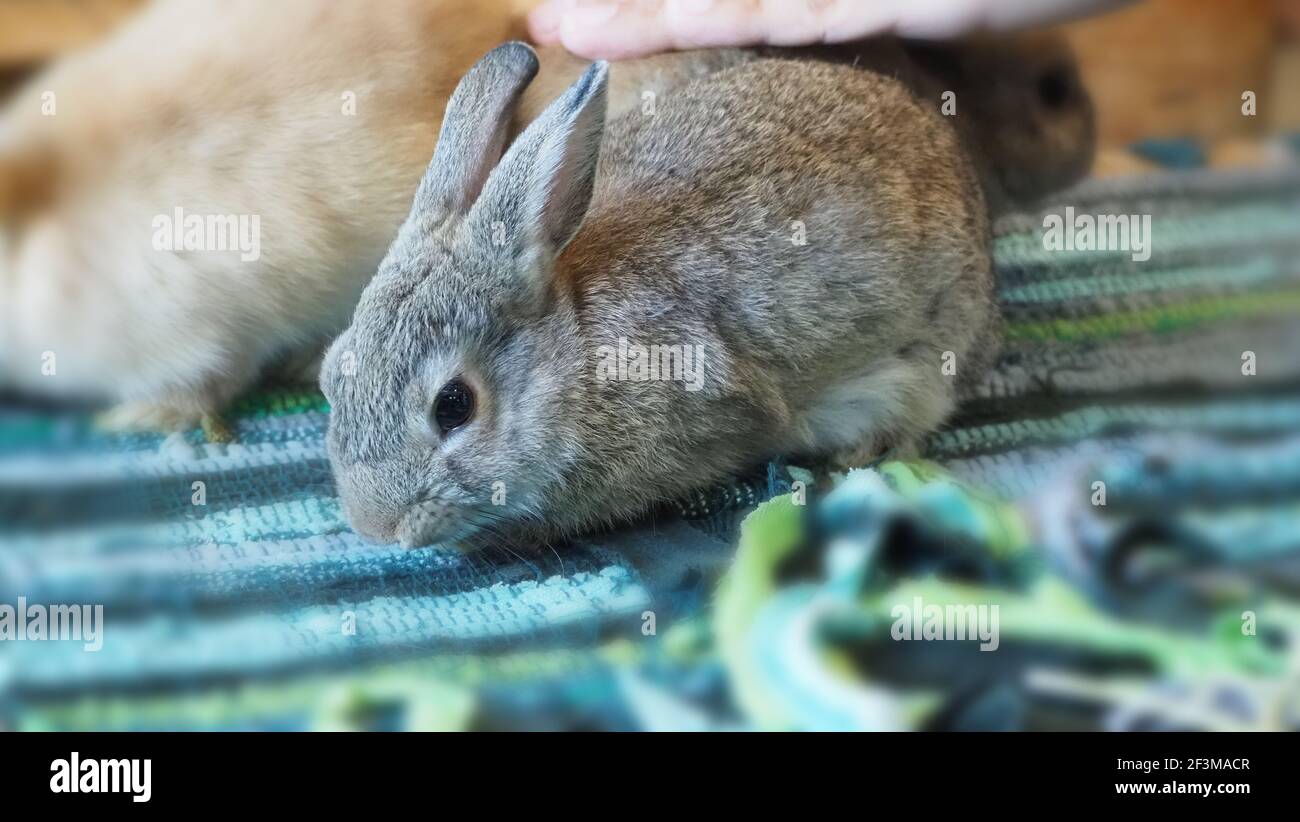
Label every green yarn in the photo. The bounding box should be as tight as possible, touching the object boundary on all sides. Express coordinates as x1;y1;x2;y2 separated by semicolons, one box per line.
1000;258;1283;305
228;388;331;419
1005;286;1300;343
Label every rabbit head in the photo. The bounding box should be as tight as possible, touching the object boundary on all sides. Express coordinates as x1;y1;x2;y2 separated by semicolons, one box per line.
905;32;1096;208
321;42;608;548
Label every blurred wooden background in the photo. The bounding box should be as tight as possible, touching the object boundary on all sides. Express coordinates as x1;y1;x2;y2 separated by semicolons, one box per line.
1066;0;1298;144
0;0;1295;160
0;0;143;96
0;0;143;64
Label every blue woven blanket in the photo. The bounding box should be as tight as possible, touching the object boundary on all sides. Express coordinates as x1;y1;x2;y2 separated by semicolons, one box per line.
3;166;1299;730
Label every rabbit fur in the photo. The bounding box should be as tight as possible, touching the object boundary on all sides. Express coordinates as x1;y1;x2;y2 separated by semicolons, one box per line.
321;42;999;549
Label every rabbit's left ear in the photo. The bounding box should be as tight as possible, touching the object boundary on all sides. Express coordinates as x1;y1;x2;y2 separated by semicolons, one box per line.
470;60;609;259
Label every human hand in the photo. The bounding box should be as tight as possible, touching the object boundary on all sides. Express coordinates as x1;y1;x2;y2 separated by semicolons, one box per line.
528;0;1135;60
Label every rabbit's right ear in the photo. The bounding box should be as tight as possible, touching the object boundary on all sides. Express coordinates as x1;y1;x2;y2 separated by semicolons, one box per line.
469;60;608;264
411;41;540;228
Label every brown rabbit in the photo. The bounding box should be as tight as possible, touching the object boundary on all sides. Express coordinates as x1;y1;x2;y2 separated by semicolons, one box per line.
320;43;999;548
900;32;1096;212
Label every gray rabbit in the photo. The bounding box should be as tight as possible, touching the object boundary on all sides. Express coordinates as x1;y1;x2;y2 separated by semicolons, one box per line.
320;42;998;549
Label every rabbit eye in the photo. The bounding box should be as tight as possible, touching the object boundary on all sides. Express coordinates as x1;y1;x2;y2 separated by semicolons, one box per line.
1038;67;1073;110
432;377;475;434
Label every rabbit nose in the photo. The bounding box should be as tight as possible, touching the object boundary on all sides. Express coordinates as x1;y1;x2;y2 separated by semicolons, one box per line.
332;481;397;546
344;501;400;545
330;461;408;544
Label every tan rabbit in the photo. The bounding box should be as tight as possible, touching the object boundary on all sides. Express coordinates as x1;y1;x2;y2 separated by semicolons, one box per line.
0;0;523;429
320;43;998;548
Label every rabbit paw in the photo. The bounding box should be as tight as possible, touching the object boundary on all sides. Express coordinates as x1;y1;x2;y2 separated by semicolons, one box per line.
96;401;204;433
828;435;923;473
96;358;258;437
827;441;886;474
96;402;239;443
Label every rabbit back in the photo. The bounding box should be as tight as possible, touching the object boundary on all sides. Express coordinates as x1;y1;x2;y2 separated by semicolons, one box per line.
560;58;997;464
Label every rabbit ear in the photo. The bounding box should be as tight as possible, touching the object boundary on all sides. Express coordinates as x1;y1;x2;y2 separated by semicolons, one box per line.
471;59;608;259
412;41;539;227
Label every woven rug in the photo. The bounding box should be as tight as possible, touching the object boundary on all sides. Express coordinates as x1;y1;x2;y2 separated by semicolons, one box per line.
2;164;1298;730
